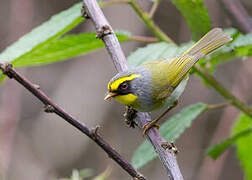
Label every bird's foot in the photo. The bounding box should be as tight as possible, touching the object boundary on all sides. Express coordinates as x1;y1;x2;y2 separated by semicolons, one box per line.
124;106;138;128
142;121;160;136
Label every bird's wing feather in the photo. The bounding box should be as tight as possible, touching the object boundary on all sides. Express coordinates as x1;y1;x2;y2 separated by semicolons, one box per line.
166;28;232;88
144;28;232;100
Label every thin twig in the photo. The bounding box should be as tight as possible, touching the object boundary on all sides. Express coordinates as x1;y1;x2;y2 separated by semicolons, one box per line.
149;0;161;19
220;0;252;34
130;35;158;43
127;0;252;118
207;102;230;110
129;0;175;44
82;0;183;180
0;63;145;180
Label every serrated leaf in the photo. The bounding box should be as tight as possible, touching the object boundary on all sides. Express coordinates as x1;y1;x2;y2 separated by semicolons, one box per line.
13;33;131;67
232;113;252;180
131;103;207;169
206;127;252;160
0;2;83;63
170;0;211;40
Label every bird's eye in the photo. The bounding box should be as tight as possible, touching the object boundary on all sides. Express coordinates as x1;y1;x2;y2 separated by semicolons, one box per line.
120;82;128;90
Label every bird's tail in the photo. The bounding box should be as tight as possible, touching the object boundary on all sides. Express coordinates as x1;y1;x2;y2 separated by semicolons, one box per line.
169;28;232;87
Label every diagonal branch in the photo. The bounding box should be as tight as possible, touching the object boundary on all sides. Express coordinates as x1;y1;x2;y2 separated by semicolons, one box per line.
82;0;183;180
0;63;145;180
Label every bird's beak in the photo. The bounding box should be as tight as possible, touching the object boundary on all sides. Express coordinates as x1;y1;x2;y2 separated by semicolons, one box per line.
104;92;117;100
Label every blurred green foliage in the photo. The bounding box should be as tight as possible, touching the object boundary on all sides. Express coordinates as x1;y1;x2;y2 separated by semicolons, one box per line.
232;113;252;180
0;0;252;177
60;168;111;180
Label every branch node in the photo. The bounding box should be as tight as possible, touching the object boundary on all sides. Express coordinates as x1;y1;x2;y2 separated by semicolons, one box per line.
0;62;14;78
81;4;90;19
33;84;40;89
134;174;146;180
91;125;100;139
161;142;178;154
44;104;55;113
124;106;138;128
96;25;113;39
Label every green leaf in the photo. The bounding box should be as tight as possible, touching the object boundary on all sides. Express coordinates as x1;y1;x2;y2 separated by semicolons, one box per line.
232;113;252;180
206;127;252;160
78;169;94;179
170;0;211;40
13;32;131;67
131;103;207;169
0;2;83;63
0;2;83;81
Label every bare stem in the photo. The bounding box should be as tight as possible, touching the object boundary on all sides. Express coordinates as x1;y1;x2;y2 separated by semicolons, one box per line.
130;35;158;43
82;0;183;179
207;102;230;110
149;1;161;19
0;63;145;180
129;0;176;44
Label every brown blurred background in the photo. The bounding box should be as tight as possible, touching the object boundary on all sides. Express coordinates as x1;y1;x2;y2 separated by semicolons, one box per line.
0;0;252;179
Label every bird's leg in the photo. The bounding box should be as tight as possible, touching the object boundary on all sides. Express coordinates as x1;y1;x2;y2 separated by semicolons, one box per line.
143;100;178;136
124;106;138;128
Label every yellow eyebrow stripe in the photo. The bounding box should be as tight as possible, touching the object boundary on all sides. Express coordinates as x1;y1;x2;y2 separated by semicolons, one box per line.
108;74;140;91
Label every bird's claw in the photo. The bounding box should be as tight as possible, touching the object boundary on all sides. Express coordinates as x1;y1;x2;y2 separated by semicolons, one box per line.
124;118;137;128
124;106;138;128
142;122;160;136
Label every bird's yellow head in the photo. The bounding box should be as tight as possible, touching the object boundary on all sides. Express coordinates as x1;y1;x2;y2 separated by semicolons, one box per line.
104;73;140;106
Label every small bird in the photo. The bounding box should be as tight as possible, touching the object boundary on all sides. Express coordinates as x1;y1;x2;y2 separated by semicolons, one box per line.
104;28;232;134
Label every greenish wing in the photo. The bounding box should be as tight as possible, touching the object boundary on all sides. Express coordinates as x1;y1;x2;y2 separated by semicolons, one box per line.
151;28;232;94
143;58;177;100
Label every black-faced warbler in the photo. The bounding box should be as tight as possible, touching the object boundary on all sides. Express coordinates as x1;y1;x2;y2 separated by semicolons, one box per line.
104;28;232;133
